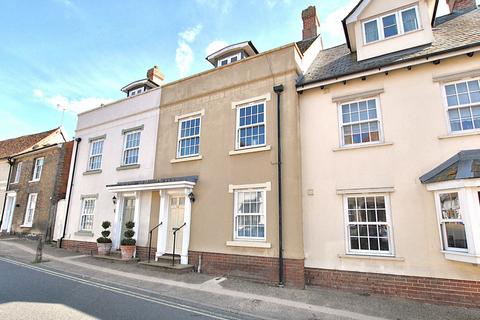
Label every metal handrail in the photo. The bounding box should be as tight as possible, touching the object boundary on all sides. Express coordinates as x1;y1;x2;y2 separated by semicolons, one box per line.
147;222;163;263
172;222;187;266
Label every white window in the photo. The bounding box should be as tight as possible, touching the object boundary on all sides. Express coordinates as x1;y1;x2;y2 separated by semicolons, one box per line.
344;194;393;255
80;198;96;231
177;117;201;158
23;193;37;227
339;98;382;146
437;192;468;252
218;53;242;67
363;6;420;44
234;189;266;240
128;87;144;97
13;162;22;183
236;101;266;149
122;131;141;165
88;139;104;171
443;79;480;133
32;157;44;181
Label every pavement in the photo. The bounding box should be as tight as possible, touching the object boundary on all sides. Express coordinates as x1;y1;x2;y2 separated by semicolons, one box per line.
0;238;479;320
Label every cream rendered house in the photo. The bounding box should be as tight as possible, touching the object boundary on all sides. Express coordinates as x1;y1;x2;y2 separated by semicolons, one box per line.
297;0;480;307
61;67;163;252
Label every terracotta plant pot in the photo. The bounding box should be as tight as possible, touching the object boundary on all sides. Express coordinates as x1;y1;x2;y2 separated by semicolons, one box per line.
120;245;136;260
97;243;112;256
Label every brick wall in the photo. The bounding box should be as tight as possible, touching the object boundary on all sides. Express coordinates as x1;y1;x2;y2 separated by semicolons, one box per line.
62;239;97;255
189;251;304;288
136;245;157;261
305;268;480;308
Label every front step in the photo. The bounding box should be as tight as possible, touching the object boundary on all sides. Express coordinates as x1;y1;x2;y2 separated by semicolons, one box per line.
138;260;194;273
155;254;181;264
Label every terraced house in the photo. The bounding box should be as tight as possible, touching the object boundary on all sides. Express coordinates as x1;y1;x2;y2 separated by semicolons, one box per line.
297;0;480;307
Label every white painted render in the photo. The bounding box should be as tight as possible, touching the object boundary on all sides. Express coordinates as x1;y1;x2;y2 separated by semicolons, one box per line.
0;160;10;227
64;88;161;247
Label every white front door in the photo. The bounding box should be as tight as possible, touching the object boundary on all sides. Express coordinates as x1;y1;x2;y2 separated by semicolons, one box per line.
166;196;185;255
1;194;16;233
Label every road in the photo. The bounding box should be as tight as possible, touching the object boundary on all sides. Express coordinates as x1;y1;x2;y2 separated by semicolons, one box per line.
0;257;254;320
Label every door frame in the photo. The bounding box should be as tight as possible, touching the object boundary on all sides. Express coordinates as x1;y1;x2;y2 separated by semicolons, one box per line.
1;192;16;233
165;194;185;255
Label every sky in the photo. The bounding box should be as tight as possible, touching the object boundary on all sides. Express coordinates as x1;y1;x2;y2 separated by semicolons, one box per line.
0;0;465;140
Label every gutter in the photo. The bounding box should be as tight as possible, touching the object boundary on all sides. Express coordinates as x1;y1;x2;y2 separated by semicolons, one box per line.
59;137;81;248
0;158;15;229
273;84;285;287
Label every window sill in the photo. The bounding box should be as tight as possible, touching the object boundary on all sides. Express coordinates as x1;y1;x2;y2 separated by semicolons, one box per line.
338;254;405;262
83;169;102;175
333;142;393;152
229;145;271;156
116;164;140;171
442;251;480;264
20;224;32;228
74;231;94;237
170;155;203;164
28;180;40;183
226;241;271;249
438;131;480;140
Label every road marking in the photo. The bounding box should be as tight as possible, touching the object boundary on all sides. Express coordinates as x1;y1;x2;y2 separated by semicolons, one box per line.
0;257;244;320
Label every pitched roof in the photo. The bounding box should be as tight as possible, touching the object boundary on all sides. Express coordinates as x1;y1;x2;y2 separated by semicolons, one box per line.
296;36;319;54
420;150;480;184
298;7;480;87
0;128;59;160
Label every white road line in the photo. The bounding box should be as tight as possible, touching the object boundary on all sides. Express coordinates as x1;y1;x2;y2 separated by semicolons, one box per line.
0;257;242;320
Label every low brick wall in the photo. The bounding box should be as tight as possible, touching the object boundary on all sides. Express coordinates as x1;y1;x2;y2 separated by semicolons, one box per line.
189;251;304;288
305;268;480;308
62;239;97;255
136;246;157;261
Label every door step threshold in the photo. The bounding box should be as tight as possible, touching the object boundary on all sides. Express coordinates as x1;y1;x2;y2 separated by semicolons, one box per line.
155;255;181;264
93;254;139;264
138;261;194;273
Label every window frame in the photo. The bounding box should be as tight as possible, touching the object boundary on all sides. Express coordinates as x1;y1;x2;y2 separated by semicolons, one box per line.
434;190;469;253
22;193;38;227
79;198;96;231
128;87;145;97
13;162;22;183
233;188;267;241
337;97;384;147
441;77;480;134
343;193;395;257
122;130;141;166
235;100;267;150
88;138;104;171
32;157;44;181
176;116;202;159
362;5;421;45
217;52;242;67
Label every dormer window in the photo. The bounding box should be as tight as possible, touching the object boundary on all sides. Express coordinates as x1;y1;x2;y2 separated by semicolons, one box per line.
363;6;420;44
128;87;144;97
218;53;242;67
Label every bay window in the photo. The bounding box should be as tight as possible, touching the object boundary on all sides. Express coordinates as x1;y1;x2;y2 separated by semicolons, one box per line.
438;192;468;251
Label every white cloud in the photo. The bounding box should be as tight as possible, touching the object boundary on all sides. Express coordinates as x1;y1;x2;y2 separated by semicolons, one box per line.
176;25;203;77
179;24;203;43
205;40;229;56
33;89;112;114
265;0;291;8
195;0;233;14
321;0;358;47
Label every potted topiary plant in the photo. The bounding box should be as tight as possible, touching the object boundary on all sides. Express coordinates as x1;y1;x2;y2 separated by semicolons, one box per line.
120;221;136;260
96;221;112;255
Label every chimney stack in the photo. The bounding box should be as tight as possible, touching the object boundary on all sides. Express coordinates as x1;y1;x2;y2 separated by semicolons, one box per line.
147;65;164;86
446;0;477;13
302;6;320;40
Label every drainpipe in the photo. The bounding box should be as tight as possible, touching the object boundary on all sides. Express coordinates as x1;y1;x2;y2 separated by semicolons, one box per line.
59;137;81;248
0;157;15;229
273;84;285;287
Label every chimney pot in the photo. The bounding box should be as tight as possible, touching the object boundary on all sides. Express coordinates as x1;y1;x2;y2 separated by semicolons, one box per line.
446;0;477;13
146;65;164;85
302;6;320;41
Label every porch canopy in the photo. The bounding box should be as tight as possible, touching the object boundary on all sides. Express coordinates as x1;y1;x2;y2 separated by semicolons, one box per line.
420;150;480;184
106;176;197;264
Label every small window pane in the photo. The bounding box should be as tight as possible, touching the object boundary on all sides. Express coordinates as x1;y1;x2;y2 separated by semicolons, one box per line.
445;222;467;249
402;8;418;32
364;20;379;43
382;14;398;38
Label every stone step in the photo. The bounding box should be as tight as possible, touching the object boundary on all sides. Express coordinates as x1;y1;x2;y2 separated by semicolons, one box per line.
138;261;194;273
155;254;181;264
